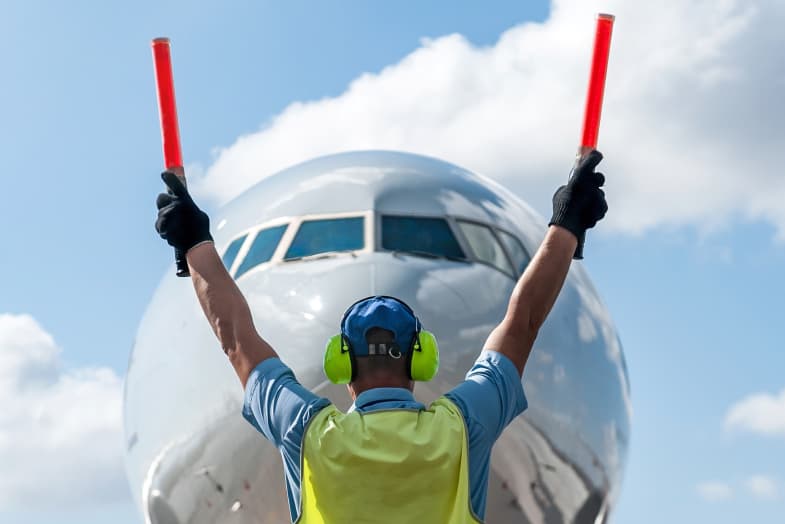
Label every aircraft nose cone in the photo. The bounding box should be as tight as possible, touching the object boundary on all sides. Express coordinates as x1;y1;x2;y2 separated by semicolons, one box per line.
240;253;479;336
236;253;513;391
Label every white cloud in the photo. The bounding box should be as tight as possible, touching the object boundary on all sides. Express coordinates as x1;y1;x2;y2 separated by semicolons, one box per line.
0;314;127;510
577;311;598;342
746;475;780;500
724;388;785;437
193;0;785;240
696;481;733;502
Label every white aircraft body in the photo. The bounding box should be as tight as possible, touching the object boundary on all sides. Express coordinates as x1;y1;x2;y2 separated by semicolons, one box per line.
124;151;631;523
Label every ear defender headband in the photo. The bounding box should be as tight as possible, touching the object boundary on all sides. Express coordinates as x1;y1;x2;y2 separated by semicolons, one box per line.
323;296;439;384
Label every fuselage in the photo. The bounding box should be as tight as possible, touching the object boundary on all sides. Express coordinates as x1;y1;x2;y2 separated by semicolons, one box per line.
124;151;631;523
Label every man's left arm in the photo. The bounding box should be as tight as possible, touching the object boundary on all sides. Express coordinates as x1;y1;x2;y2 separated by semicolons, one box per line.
484;150;607;376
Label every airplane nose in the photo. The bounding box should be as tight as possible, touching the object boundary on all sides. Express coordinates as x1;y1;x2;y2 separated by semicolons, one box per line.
238;252;514;390
244;253;496;331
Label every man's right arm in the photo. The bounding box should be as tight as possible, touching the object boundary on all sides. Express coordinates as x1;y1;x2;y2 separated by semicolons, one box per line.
484;150;608;376
155;171;277;387
186;242;278;386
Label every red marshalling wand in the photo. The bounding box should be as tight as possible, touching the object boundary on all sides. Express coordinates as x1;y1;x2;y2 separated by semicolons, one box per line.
151;37;190;277
573;13;614;259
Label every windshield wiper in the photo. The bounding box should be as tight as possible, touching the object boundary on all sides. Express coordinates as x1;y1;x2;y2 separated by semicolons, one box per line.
391;250;469;263
284;251;356;262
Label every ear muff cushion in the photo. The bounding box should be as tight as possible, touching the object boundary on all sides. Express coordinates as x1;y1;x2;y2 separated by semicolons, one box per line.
324;334;353;384
409;330;439;382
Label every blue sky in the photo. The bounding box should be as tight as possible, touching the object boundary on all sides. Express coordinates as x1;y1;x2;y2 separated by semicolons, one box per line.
1;1;784;523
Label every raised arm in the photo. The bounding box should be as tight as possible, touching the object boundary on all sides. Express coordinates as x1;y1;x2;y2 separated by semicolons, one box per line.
484;151;608;376
155;172;277;386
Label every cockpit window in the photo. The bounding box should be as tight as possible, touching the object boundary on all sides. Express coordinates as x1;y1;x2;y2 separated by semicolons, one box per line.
221;234;247;271
235;225;288;278
497;229;530;275
284;217;364;260
456;220;514;275
381;215;466;259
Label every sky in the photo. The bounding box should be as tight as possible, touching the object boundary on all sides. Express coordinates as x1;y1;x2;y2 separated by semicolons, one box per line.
1;0;784;523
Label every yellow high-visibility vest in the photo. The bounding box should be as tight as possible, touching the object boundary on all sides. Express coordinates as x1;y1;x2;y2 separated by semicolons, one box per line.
297;397;482;523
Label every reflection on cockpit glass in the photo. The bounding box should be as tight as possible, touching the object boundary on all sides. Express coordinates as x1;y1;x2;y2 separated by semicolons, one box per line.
456;220;514;275
381;215;466;259
235;225;288;278
284;217;364;260
221;234;247;271
497;229;531;275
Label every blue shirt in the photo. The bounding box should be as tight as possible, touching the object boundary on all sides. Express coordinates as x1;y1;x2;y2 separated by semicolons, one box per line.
243;350;527;522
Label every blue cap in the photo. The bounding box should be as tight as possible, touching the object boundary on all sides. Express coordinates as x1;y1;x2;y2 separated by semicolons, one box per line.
342;296;419;357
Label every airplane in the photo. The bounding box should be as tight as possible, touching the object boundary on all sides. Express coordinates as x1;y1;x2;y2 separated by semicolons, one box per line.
123;150;631;523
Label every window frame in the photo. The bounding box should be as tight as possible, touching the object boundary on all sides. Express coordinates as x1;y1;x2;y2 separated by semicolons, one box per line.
234;223;291;279
375;211;468;261
494;226;532;277
282;213;371;262
220;233;249;274
220;210;530;281
220;216;293;278
452;218;518;279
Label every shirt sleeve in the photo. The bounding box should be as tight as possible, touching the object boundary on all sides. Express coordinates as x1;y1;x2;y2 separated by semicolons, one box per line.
242;358;331;448
444;350;528;518
444;349;528;443
243;358;331;521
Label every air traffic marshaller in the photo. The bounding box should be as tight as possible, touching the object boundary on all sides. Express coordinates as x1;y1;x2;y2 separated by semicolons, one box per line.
154;149;609;522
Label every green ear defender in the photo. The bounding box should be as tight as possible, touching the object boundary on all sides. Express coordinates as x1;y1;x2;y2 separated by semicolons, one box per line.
409;330;439;382
324;334;354;384
323;296;440;384
324;330;439;384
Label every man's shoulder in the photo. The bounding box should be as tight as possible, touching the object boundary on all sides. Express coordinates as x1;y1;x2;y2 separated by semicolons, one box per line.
443;350;528;435
444;350;522;396
242;357;332;443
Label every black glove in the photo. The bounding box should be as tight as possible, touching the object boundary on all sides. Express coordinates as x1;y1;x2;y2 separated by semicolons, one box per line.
549;149;608;259
155;171;213;264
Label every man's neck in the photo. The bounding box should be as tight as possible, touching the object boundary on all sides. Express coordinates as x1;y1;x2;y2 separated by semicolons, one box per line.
348;379;414;401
